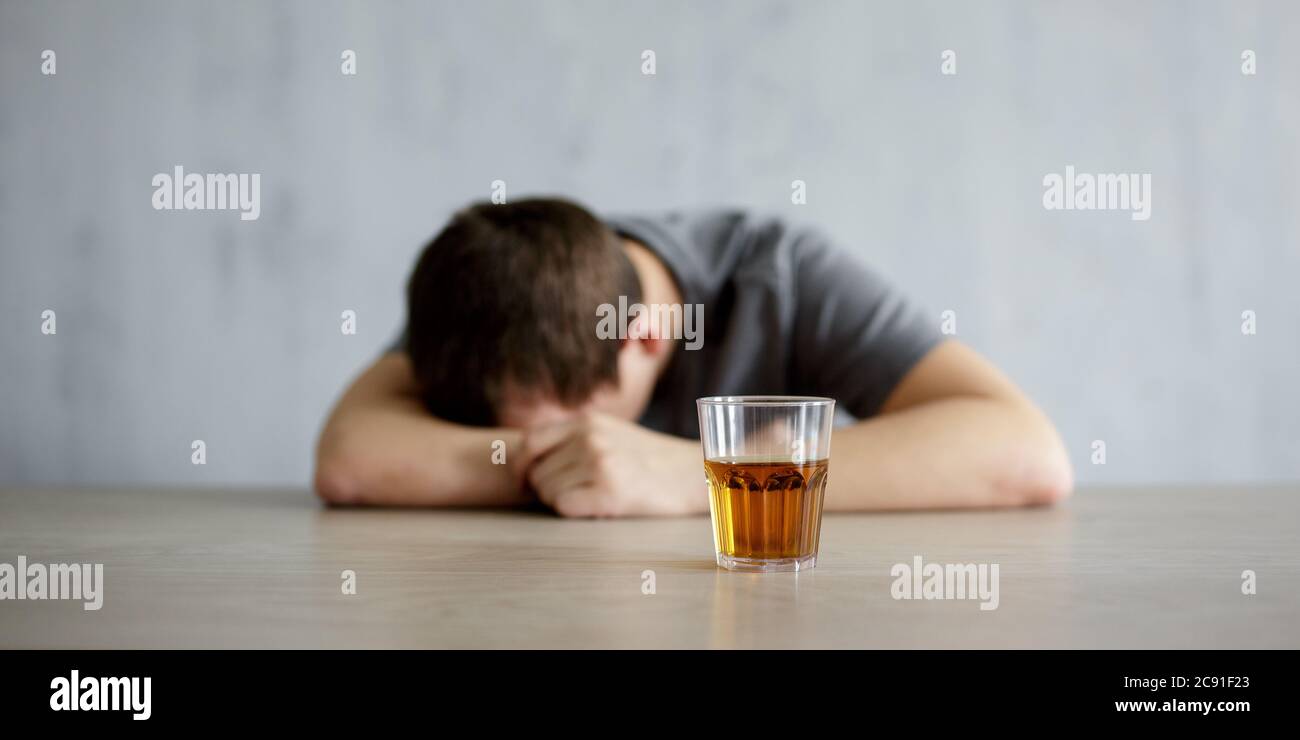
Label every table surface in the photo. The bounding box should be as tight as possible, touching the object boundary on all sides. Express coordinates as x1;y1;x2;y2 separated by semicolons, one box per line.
1;486;1296;649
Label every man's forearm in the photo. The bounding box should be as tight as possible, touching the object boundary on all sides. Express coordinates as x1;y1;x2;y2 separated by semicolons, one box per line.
824;396;1073;511
313;354;531;507
315;406;530;507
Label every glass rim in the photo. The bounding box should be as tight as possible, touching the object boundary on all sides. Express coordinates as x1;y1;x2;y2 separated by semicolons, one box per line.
696;395;835;407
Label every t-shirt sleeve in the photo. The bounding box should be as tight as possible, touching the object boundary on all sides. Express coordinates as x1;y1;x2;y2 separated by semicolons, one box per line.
789;229;942;418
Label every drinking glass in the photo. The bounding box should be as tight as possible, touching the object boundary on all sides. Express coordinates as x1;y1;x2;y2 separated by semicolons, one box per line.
696;396;835;572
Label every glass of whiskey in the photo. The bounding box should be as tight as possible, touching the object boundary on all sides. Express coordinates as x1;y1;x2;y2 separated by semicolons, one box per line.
696;396;834;572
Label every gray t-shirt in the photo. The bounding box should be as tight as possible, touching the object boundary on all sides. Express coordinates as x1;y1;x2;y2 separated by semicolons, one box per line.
393;209;941;438
606;210;940;439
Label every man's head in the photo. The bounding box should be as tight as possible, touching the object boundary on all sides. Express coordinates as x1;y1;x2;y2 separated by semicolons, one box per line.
406;198;669;428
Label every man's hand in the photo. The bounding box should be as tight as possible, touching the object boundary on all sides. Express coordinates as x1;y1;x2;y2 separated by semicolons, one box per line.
518;412;708;518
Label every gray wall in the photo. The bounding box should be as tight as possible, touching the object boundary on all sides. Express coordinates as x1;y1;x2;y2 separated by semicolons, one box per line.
2;0;1297;487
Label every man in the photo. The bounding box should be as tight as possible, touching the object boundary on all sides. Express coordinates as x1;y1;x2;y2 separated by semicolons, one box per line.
314;198;1072;516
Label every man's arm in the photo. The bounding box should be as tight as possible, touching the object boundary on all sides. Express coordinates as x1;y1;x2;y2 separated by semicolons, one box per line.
518;340;1071;517
825;339;1073;510
782;230;1071;511
313;352;530;507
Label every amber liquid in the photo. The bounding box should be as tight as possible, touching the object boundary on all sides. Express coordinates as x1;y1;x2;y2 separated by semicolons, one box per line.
704;458;829;561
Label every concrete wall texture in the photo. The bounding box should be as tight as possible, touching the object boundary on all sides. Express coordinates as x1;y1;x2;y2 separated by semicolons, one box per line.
2;0;1297;487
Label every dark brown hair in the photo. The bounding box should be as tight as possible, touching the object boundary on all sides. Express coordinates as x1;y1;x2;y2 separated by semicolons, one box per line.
406;198;641;426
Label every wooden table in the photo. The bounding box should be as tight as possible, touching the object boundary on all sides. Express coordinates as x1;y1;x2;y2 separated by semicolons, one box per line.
1;487;1296;648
